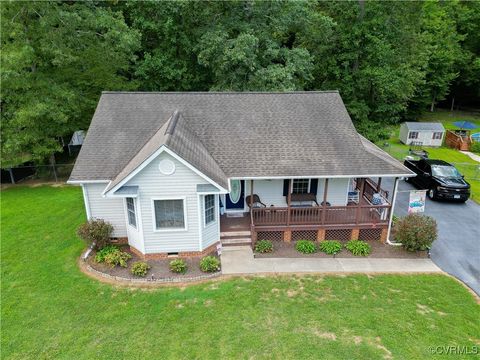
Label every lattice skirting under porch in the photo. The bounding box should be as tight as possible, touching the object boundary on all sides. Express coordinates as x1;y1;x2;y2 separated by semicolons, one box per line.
325;229;352;242
253;226;387;243
256;231;283;242
292;230;317;241
358;228;383;241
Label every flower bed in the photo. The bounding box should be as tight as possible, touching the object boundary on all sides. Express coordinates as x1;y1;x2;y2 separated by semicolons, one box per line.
254;240;428;259
86;246;221;283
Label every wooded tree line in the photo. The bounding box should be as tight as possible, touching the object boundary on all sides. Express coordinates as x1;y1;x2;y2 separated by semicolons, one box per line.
1;0;479;166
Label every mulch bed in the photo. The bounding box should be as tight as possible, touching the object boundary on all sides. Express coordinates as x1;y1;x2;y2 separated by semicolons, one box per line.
87;246;219;280
254;240;428;259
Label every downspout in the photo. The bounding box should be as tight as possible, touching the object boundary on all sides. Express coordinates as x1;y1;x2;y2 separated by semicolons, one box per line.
386;177;402;246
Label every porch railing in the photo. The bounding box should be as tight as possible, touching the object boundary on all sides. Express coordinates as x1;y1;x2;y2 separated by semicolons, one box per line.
251;204;390;228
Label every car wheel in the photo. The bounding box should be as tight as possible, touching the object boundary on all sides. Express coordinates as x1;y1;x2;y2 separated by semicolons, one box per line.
428;188;436;200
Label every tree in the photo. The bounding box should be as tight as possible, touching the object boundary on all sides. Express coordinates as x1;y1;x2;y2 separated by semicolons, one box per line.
415;0;465;112
1;1;140;166
311;1;427;140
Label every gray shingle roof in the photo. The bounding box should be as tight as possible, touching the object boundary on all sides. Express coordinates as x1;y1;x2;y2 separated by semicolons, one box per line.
404;122;445;131
69;92;412;186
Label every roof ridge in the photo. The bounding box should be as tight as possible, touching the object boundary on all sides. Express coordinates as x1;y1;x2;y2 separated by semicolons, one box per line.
165;110;180;135
101;90;340;95
108;114;171;183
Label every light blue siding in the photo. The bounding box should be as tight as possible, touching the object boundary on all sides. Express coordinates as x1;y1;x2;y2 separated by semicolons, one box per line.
126;152;211;254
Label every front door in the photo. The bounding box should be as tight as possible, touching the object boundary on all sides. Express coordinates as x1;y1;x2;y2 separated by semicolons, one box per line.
225;180;245;210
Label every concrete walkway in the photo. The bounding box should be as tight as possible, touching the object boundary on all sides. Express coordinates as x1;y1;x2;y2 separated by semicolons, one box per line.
221;246;442;275
460;151;480;163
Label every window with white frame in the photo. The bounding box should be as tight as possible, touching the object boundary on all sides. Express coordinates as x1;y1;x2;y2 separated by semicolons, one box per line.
432;132;443;140
126;197;137;228
292;179;310;194
204;195;215;225
408;131;419;139
153;199;185;230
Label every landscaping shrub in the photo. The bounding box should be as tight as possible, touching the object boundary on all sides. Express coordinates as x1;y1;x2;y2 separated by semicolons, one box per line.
169;259;187;274
319;240;342;255
395;214;438;251
345;240;371;256
295;240;317;254
77;219;113;249
470;141;480;154
255;240;273;253
200;256;221;272
104;249;132;268
95;245;118;263
131;262;150;277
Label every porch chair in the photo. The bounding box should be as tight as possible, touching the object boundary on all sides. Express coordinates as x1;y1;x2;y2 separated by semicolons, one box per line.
246;194;267;209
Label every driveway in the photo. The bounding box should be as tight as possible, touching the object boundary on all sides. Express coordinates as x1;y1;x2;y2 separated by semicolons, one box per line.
384;177;480;295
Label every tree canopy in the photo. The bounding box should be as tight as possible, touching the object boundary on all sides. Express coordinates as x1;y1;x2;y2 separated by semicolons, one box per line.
1;0;479;166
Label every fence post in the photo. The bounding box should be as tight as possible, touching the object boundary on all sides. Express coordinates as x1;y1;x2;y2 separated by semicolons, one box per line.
8;168;15;184
50;154;58;182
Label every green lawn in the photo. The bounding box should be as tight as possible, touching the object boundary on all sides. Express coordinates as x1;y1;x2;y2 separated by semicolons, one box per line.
419;108;480;131
378;111;480;203
1;186;479;359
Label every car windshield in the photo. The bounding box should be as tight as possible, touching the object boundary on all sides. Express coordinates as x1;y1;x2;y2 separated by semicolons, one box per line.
431;165;461;178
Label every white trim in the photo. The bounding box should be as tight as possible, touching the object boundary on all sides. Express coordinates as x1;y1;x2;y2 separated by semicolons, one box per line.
110;193;138;198
197;194;203;251
135;196;145;253
67;180;110;184
125;197;138;229
290;178;311;194
81;184;92;220
230;173;415;180
151;196;188;233
216;195;221;246
103;145;228;197
203;194;216;228
386;177;399;242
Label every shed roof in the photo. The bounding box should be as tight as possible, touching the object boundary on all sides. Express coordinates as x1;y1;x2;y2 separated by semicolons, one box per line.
403;122;445;131
69;92;413;186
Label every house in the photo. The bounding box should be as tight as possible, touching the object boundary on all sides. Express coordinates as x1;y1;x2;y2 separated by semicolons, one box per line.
68;92;414;258
399;122;445;147
68;130;86;156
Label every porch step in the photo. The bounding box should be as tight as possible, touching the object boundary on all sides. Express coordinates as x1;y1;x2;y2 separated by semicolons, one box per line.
221;237;252;246
220;230;251;238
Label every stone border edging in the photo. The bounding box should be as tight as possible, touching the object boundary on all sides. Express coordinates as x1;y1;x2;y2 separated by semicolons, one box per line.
79;249;221;287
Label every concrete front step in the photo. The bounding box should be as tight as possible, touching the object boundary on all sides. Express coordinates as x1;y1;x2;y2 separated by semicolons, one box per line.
221;237;252;246
220;230;251;238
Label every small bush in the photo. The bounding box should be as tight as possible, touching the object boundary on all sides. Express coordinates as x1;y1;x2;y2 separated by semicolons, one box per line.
295;240;317;254
255;240;273;253
77;219;113;249
319;240;342;255
470;141;480;154
170;259;187;274
131;262;150;277
395;214;438;251
200;256;221;272
95;245;119;263
345;240;371;256
104;249;132;268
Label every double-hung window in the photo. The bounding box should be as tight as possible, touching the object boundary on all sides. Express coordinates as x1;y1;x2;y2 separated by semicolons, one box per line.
292;179;310;194
126;197;137;228
432;132;443;140
153;199;185;230
204;195;215;226
408;131;419;139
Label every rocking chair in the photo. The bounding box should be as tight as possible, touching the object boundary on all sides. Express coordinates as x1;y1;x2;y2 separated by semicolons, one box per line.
246;194;267;209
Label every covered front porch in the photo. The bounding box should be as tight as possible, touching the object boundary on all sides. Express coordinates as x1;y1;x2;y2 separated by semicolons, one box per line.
220;177;396;243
